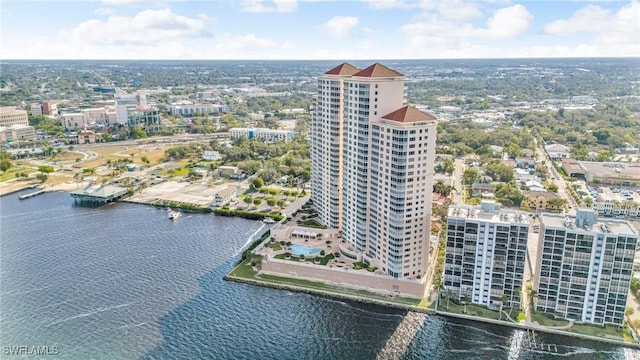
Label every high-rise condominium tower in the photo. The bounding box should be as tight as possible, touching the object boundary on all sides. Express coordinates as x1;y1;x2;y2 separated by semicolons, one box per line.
311;63;437;280
536;209;637;326
444;201;528;309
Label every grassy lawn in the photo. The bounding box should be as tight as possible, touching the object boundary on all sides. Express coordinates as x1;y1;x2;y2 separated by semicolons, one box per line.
531;312;570;327
444;301;502;320
91;146;128;157
266;241;283;251
51;151;85;162
227;258;422;307
567;323;624;339
273;252;334;265
0;167;37;182
131;148;167;165
228;260;258;279
297;218;327;229
82;155;122;169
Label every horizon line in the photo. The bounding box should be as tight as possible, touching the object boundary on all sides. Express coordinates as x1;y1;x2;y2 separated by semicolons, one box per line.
2;56;639;62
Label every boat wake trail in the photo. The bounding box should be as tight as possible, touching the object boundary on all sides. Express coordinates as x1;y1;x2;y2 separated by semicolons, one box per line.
46;303;133;326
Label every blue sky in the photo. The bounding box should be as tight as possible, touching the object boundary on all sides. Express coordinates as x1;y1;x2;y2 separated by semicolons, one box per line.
1;0;638;59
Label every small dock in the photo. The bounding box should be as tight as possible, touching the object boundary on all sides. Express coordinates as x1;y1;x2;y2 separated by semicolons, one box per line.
19;189;46;200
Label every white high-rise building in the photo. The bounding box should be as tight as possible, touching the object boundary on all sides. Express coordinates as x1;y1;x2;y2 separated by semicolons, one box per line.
115;93;146;125
311;63;438;280
536;209;638;326
444;201;529;308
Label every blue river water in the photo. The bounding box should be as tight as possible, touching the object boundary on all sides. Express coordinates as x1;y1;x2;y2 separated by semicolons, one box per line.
1;192;638;359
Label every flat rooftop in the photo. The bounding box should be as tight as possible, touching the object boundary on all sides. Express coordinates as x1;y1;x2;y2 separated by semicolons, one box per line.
596;188;640;203
448;204;529;225
70;184;128;198
581;161;640;181
542;213;638;236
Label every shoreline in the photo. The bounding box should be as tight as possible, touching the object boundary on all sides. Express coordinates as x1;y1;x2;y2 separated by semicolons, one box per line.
8;188;639;349
225;265;640;350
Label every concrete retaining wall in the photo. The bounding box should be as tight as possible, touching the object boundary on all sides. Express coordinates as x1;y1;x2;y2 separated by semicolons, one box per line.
261;257;426;298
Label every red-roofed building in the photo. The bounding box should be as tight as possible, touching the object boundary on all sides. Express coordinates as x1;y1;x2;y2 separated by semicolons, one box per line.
353;63;403;78
324;62;360;76
310;61;438;283
381;105;437;123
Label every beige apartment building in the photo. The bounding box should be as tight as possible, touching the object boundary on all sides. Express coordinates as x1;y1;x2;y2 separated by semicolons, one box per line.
310;63;438;280
0;107;29;127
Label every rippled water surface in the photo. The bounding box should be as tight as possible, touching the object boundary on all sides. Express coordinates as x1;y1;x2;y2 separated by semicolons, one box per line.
1;193;637;359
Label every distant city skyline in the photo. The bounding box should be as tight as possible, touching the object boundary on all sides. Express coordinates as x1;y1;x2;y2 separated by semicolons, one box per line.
1;0;638;60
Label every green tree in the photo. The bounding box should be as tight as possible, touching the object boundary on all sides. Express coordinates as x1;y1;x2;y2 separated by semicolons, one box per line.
462;167;479;186
252;176;264;189
38;165;54;173
485;162;514;183
102;133;113;142
130;127;147;139
0;159;12;172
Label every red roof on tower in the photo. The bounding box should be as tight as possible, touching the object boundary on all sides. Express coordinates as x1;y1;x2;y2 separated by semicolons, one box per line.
382;106;437;123
324;62;360;76
353;63;403;78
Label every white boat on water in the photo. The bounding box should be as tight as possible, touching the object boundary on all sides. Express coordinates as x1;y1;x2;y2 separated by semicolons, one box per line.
168;209;181;220
262;217;276;224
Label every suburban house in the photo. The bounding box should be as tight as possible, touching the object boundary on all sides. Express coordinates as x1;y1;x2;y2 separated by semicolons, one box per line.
545;143;570;160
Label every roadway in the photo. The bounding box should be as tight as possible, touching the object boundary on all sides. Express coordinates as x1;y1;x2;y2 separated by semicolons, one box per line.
534;138;577;213
452;158;465;204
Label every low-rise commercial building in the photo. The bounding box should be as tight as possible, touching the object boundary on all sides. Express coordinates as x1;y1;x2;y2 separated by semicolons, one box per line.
212;186;237;207
229;127;293;142
61;113;87;130
563;160;640;187
168;104;226;116
0;125;36;143
591;189;640;218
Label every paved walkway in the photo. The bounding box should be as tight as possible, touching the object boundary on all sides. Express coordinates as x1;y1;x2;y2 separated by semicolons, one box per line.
282;196;309;216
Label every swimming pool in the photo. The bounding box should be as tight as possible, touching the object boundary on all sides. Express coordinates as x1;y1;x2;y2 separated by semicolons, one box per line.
290;244;322;256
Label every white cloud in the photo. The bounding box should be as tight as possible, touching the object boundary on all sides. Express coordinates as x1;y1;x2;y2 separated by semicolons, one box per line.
545;2;639;45
461;4;533;39
544;5;612;34
240;0;298;13
321;16;359;38
94;7;117;16
100;0;159;6
60;8;210;46
418;0;483;20
403;3;532;49
539;1;640;57
365;0;415;10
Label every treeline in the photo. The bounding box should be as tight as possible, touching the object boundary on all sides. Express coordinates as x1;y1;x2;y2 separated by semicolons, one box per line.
436;121;534;157
514;101;639;151
214;208;284;221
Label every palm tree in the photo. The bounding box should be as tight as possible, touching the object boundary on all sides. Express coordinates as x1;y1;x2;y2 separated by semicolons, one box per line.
446;289;454;311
